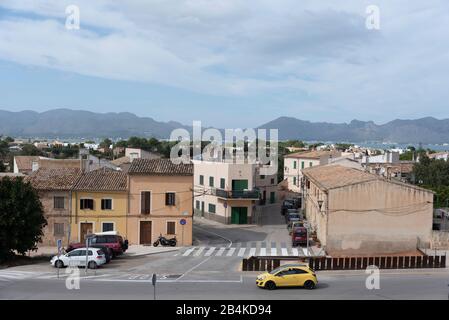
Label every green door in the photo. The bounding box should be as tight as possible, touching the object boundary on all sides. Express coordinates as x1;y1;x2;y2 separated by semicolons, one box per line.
231;207;248;224
270;192;276;204
232;180;248;191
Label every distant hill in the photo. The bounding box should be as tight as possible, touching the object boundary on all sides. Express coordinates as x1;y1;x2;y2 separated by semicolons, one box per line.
1;109;449;143
258;116;449;144
0;109;188;139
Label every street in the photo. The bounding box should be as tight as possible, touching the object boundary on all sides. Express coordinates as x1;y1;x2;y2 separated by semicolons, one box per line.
1;204;449;300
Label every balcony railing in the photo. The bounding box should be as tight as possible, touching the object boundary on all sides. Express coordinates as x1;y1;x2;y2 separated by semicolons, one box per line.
212;188;260;199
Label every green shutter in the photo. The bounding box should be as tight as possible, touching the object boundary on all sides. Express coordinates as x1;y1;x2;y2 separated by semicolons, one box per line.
220;178;225;189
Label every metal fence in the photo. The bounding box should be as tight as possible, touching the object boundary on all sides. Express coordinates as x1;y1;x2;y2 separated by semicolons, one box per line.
242;254;447;272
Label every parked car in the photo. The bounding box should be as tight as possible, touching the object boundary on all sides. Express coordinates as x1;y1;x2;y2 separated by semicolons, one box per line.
281;200;295;215
90;245;112;263
256;263;317;290
287;221;304;235
285;210;303;223
50;248;106;269
67;233;128;257
292;227;308;247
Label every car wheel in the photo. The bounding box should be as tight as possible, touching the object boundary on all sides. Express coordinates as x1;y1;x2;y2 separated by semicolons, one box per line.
88;261;97;269
55;260;64;268
265;281;276;290
304;280;316;290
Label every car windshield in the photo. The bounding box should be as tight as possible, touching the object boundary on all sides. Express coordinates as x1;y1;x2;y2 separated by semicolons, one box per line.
269;266;285;274
295;230;306;236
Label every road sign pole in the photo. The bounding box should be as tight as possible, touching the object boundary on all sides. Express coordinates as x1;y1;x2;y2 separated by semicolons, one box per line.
85;238;89;275
152;273;157;300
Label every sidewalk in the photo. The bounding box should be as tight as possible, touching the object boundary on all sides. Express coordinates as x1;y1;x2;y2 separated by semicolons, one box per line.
27;244;181;258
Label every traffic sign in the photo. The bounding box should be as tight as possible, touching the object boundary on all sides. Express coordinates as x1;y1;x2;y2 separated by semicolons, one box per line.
57;239;62;254
180;219;187;225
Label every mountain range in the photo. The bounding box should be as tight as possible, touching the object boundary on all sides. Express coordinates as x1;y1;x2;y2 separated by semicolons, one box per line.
1;109;449;143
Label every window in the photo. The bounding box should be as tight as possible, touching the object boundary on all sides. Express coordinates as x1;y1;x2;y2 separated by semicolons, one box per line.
54;197;65;209
301;161;305;169
309;162;313;167
220;178;225;189
101;199;113;210
165;192;176;206
208;204;216;213
102;223;114;232
209;176;214;187
196;200;200;209
167;221;176;235
271;178;275;184
260;175;265;179
80;199;94;210
54;223;64;236
293;177;297;186
199;175;204;185
293;161;297;169
141;191;151;214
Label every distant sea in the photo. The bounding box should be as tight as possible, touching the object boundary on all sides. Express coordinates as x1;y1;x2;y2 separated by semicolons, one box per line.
304;141;449;152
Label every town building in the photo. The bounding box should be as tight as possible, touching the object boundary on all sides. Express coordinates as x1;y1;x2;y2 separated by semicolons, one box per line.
70;168;128;243
302;165;433;256
193;159;278;224
127;159;193;246
283;150;341;193
26;168;81;246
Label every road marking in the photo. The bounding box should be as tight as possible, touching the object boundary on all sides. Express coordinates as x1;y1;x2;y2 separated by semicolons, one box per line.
194;247;206;257
302;248;309;256
205;247;216;257
248;248;256;257
215;247;225;256
182;248;195;256
226;247;236;256
292;248;299;256
237;248;246;257
270;248;277;256
259;248;266;256
281;248;288;256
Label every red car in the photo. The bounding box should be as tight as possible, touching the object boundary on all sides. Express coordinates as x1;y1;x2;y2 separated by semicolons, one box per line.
67;233;128;257
292;227;308;247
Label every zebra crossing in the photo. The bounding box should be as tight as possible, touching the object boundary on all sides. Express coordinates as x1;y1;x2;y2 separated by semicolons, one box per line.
0;270;40;283
177;242;317;258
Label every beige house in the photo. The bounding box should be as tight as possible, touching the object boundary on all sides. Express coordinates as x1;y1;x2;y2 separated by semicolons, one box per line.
127;159;193;246
284;150;341;193
193;159;277;224
302;165;433;256
26;168;82;246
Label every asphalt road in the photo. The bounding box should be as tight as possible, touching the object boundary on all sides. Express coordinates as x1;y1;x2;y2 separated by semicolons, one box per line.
1;204;448;300
1;270;448;300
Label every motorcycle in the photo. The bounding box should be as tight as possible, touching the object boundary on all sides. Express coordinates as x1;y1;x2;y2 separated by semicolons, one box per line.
153;234;177;247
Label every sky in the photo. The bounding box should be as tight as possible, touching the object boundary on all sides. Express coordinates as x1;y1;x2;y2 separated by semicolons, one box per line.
0;0;449;128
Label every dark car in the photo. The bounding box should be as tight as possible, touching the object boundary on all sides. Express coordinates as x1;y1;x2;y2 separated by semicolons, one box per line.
281;200;295;215
68;234;129;257
292;227;308;247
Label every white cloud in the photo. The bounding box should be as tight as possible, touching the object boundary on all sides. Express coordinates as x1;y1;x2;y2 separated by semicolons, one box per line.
0;0;449;121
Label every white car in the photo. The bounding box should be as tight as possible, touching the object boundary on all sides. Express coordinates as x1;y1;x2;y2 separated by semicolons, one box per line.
50;248;106;269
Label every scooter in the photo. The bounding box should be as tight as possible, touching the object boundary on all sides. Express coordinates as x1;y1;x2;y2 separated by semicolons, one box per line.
153;234;177;247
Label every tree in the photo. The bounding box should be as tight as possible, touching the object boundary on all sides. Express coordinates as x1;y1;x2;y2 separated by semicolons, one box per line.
99;138;112;150
0;177;47;261
20;144;42;156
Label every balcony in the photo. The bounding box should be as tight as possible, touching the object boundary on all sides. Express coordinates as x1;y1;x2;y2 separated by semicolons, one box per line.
212;188;260;200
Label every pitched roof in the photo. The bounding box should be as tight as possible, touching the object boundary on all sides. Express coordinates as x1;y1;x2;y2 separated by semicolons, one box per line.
303;165;380;190
284;150;338;159
110;156;131;166
26;168;81;191
128;159;193;176
14;156;41;172
73;168;127;191
303;165;432;193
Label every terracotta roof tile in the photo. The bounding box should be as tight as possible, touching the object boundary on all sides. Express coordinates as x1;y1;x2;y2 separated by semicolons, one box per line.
26;168;81;191
303;165;378;190
128;159;193;175
14;156;40;172
285;150;340;159
73;168;127;191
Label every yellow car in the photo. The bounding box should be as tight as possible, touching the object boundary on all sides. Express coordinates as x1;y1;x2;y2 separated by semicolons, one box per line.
256;264;317;290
